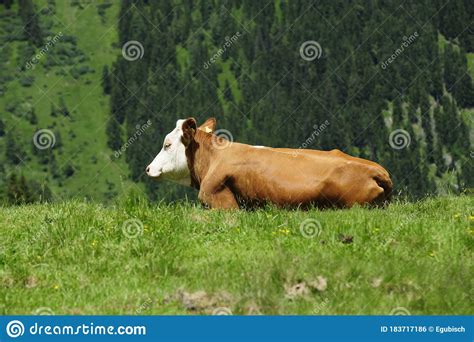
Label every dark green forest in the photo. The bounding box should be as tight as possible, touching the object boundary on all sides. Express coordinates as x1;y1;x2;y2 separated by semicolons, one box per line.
0;0;473;204
110;0;473;200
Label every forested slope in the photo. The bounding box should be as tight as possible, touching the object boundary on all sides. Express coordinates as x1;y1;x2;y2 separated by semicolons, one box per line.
110;0;473;201
0;0;134;203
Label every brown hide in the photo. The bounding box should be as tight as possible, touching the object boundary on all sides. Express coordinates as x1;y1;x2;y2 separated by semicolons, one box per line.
185;128;393;209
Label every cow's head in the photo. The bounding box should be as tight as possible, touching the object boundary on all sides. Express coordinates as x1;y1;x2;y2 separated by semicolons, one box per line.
145;117;216;184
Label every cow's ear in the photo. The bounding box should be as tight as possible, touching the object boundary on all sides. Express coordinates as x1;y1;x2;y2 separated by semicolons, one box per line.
181;117;197;146
198;117;217;133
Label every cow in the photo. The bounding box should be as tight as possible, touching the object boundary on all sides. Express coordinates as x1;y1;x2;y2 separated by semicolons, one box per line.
146;117;393;209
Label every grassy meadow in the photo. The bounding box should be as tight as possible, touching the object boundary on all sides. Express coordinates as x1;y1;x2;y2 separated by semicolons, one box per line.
0;195;472;315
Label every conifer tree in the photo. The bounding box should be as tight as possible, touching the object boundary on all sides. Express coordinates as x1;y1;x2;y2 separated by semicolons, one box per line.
0;119;5;137
102;65;112;95
5;132;25;165
18;0;43;46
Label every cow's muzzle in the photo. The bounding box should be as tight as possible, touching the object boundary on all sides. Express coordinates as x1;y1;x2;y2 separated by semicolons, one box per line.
145;165;162;179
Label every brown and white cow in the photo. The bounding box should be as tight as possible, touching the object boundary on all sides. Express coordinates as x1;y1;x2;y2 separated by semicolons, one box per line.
146;118;393;209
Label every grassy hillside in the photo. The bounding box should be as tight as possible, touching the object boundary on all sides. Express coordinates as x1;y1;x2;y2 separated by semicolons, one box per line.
0;0;138;201
0;196;472;315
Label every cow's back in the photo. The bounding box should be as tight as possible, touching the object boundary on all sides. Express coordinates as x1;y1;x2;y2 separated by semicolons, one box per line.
218;145;391;207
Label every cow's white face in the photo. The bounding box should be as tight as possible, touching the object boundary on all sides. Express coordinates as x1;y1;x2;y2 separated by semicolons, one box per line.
146;119;191;185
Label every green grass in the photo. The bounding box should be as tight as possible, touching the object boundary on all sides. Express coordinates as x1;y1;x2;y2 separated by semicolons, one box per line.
0;196;473;315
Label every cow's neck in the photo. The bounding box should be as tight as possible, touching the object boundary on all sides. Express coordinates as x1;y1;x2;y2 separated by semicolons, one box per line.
186;131;216;189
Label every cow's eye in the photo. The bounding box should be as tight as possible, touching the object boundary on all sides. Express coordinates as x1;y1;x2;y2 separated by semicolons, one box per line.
164;143;171;150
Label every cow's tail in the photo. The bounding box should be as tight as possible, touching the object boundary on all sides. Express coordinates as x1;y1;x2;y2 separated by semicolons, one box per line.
374;171;393;204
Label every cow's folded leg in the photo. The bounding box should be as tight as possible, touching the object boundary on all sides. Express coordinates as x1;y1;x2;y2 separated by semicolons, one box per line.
198;186;239;209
